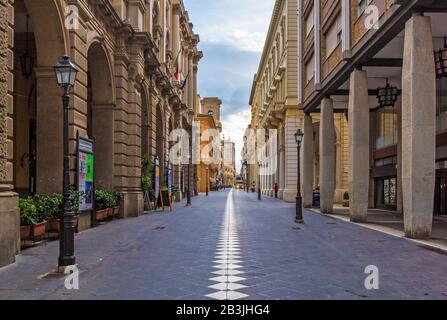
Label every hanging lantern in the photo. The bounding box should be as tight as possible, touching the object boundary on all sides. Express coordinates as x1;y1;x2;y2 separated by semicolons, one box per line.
435;37;447;78
376;78;399;107
20;15;34;78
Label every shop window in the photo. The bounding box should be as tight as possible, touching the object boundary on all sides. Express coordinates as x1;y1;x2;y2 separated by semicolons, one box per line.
374;105;398;150
437;160;447;170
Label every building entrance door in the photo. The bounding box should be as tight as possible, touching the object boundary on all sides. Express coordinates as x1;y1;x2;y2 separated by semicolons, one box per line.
434;169;447;216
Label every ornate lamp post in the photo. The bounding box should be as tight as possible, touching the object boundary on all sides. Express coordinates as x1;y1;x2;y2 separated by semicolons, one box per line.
186;154;192;206
294;129;304;224
257;160;262;201
54;55;78;268
206;164;209;196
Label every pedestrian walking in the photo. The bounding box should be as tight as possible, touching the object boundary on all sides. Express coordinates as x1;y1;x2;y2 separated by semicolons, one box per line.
274;182;279;198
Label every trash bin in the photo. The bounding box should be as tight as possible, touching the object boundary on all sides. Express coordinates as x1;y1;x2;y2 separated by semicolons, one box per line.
312;192;320;208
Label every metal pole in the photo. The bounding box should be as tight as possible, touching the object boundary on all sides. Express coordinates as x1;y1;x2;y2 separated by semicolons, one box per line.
186;159;191;206
258;163;261;201
206;165;209;196
296;143;304;223
59;87;76;268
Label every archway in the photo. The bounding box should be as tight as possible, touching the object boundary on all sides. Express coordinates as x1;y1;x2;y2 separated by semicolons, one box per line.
13;0;68;195
87;42;115;191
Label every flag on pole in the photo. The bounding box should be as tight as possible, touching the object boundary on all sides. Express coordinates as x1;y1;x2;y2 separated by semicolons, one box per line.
173;49;181;81
180;70;190;91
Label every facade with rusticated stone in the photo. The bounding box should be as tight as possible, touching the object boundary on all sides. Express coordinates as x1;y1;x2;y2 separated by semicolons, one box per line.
0;0;202;267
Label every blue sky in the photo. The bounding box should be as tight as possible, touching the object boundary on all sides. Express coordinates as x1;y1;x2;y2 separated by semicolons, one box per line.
184;0;274;171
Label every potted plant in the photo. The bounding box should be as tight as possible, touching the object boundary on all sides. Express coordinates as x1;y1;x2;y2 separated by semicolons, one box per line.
112;192;123;217
343;191;350;207
95;190;110;221
35;194;62;232
19;197;37;239
30;197;48;238
69;190;86;228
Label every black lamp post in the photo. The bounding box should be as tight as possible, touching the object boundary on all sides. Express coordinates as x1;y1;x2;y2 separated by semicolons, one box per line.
186;155;192;206
54;55;78;268
206;164;209;196
294;129;304;223
257;160;262;201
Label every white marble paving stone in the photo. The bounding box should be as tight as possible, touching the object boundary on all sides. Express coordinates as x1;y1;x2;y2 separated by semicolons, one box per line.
213;259;243;264
227;283;247;291
209;276;230;283
227;291;249;300
208;283;228;291
212;269;244;276
209;275;246;283
206;291;227;300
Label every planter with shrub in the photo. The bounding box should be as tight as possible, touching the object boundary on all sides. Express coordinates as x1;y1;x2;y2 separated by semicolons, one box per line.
19;197;37;239
95;190;116;221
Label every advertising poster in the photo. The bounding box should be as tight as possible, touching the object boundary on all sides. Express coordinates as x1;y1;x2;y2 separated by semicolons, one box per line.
78;138;94;212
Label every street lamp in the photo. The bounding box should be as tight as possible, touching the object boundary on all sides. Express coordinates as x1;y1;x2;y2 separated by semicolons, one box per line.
186;154;192;206
257;160;262;201
54;55;78;269
294;128;304;224
206;164;209;196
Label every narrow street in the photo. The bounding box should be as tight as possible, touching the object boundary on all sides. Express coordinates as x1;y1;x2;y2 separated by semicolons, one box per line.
1;190;447;300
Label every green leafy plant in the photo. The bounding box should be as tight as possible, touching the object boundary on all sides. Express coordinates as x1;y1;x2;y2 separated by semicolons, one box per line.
112;192;123;207
141;155;154;191
170;184;179;195
19;197;38;226
69;190;87;214
34;194;63;220
95;190;115;210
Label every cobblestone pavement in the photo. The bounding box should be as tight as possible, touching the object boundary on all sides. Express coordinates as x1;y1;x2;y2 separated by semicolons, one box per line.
1;189;447;300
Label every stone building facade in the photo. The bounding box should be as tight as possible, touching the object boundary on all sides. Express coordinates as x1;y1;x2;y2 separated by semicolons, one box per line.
0;0;202;267
299;0;447;239
249;0;349;203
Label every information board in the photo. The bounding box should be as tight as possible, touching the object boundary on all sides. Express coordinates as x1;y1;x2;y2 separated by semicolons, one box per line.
78;136;94;212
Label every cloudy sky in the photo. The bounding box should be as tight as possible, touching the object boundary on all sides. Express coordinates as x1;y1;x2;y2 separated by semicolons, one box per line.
184;0;274;172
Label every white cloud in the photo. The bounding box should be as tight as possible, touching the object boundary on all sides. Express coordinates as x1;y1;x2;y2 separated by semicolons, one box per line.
185;0;274;53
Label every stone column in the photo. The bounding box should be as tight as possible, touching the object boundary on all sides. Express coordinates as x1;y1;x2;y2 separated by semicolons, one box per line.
348;68;370;222
188;54;194;109
0;0;19;267
402;14;436;239
172;8;180;57
302;114;314;207
319;97;335;213
396;96;403;214
283;109;300;202
35;68;64;194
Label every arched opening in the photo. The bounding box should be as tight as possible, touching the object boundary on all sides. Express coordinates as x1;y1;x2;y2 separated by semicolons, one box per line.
141;91;150;159
13;0;68;195
87;42;115;191
156;103;165;185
